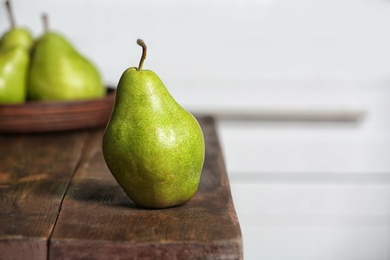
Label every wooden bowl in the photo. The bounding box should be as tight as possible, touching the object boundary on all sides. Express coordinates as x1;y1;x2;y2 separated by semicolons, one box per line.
0;87;116;133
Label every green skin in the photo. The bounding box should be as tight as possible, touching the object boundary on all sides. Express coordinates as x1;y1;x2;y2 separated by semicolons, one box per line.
103;68;205;209
0;47;29;104
0;28;32;103
29;32;105;101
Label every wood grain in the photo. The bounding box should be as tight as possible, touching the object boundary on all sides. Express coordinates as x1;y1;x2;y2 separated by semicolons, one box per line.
50;116;243;259
0;131;88;260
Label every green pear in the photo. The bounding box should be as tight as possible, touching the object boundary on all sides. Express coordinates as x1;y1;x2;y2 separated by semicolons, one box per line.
0;47;29;103
0;0;31;103
0;1;33;52
103;39;205;209
28;14;105;101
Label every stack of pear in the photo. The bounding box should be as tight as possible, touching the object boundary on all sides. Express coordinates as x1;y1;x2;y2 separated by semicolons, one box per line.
0;0;32;103
103;40;205;209
28;14;105;101
0;0;105;104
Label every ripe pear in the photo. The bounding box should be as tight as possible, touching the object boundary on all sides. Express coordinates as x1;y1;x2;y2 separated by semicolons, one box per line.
103;39;205;209
0;0;31;103
0;47;29;103
28;14;105;101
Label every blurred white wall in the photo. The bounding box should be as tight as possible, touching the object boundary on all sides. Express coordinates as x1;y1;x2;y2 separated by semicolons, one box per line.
2;1;390;259
2;0;390;88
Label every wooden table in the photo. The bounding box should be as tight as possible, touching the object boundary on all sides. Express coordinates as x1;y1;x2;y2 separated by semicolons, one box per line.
0;116;242;260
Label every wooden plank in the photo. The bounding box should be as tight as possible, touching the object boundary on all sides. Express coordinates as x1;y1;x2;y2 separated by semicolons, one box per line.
0;131;88;260
50;116;243;259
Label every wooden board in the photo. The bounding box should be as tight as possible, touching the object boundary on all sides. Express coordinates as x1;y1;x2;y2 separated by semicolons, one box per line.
50;117;242;259
0;130;88;260
0;116;242;259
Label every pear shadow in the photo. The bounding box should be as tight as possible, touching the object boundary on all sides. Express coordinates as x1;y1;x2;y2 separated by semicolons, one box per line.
67;178;183;211
67;178;141;209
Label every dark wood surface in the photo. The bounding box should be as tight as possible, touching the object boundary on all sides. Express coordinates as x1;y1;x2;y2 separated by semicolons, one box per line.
0;116;242;260
0;130;89;260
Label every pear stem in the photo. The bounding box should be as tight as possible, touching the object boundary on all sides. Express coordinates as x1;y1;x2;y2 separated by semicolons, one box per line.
42;13;49;33
5;0;16;29
137;39;147;71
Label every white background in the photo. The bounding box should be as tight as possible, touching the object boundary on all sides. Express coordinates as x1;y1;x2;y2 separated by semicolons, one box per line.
2;1;390;259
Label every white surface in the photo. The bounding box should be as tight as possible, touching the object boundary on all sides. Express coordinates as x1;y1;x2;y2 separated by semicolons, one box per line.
232;183;390;260
214;82;390;174
217;83;390;259
216;83;390;259
2;1;390;259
